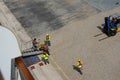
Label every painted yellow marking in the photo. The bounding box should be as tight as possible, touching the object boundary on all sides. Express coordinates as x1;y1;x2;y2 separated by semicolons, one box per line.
50;55;71;80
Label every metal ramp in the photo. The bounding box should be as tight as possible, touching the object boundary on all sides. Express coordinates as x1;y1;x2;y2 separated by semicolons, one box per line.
22;48;43;57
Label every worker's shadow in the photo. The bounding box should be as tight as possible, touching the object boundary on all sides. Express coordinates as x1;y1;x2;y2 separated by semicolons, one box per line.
72;65;83;75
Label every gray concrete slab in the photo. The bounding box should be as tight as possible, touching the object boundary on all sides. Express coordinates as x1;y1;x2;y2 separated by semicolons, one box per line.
0;1;31;51
5;0;120;37
4;0;100;37
49;7;120;80
85;0;120;11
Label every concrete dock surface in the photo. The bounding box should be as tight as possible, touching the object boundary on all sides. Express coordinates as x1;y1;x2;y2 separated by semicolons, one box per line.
0;0;120;80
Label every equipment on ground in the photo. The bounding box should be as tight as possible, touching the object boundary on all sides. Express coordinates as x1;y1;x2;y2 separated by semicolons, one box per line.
103;15;120;36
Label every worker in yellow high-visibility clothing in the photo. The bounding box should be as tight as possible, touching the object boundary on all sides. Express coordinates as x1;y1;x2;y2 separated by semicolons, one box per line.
45;34;51;46
77;59;83;69
39;42;44;51
42;51;49;65
46;34;50;41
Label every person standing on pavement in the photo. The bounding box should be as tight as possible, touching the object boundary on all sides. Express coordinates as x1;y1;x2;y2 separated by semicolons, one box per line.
42;51;49;65
77;59;83;69
32;38;38;51
45;34;51;46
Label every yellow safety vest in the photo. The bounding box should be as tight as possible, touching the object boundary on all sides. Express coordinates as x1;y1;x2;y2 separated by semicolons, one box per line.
77;61;83;68
46;35;50;41
43;54;48;60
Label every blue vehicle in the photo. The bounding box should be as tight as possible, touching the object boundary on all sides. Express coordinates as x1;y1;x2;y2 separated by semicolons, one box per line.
104;15;120;36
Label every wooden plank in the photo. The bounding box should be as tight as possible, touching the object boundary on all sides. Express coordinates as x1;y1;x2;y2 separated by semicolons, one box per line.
15;57;34;80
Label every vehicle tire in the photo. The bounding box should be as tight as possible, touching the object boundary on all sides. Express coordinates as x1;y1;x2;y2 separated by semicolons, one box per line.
110;29;117;36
